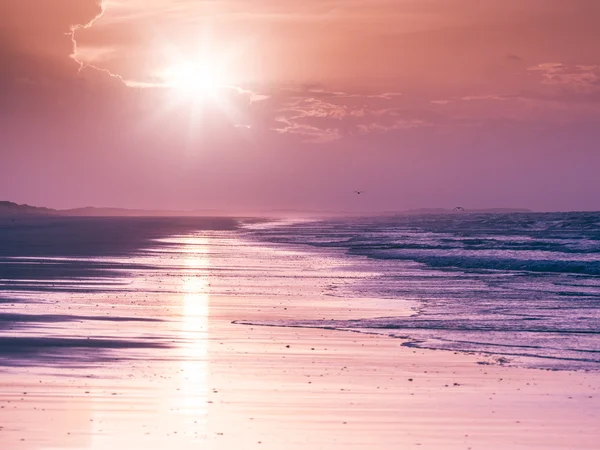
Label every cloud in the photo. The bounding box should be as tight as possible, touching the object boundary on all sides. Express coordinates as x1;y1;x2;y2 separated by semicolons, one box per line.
2;1;600;149
461;94;513;101
267;89;438;142
529;63;600;92
279;97;353;120
0;1;104;77
371;92;403;100
357;119;431;134
265;76;600;144
273;116;341;143
68;0;108;70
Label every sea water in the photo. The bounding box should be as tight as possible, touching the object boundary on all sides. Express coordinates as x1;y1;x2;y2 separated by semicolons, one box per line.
1;213;599;371
243;212;600;370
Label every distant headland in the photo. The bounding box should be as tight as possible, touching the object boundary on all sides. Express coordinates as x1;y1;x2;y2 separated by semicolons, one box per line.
1;200;535;218
0;201;226;217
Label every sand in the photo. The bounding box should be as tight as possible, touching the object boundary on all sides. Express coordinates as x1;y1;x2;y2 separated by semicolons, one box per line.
0;228;599;449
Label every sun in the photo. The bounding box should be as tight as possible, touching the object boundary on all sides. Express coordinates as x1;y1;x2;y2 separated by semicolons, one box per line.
161;62;224;98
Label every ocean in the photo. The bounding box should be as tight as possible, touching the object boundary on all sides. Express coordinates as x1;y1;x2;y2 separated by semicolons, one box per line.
243;212;600;370
1;212;599;371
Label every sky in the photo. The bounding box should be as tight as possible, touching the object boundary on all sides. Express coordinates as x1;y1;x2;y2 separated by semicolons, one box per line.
1;0;599;212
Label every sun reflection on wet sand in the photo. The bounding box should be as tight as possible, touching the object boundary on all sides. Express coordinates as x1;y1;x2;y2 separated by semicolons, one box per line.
178;237;210;417
80;235;214;449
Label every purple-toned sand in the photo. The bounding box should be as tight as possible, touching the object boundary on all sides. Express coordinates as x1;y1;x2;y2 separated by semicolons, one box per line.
0;217;599;449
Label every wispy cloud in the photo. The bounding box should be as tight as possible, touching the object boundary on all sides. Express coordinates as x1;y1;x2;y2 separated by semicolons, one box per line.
273;116;341;143
461;94;513;101
529;63;600;92
269;89;431;142
357;119;430;134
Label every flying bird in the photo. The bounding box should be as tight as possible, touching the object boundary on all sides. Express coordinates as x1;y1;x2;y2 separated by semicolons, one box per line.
354;190;364;195
453;206;465;212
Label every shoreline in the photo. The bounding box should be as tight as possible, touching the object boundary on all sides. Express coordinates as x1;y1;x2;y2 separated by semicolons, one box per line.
0;227;599;449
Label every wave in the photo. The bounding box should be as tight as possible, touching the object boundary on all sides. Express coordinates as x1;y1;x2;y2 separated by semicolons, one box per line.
234;318;600;370
243;211;600;370
349;251;600;275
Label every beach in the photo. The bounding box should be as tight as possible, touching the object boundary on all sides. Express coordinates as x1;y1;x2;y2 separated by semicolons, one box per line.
1;217;599;449
4;0;600;448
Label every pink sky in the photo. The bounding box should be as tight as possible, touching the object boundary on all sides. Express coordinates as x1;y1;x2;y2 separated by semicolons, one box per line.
1;0;599;212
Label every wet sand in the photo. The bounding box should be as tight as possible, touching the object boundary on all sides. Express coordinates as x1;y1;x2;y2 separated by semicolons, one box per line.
0;223;599;449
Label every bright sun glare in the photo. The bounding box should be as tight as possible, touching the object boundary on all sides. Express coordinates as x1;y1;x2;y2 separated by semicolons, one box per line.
162;63;224;97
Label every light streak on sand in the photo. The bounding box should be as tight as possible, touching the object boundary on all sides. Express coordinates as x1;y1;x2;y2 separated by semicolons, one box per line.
179;238;211;417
